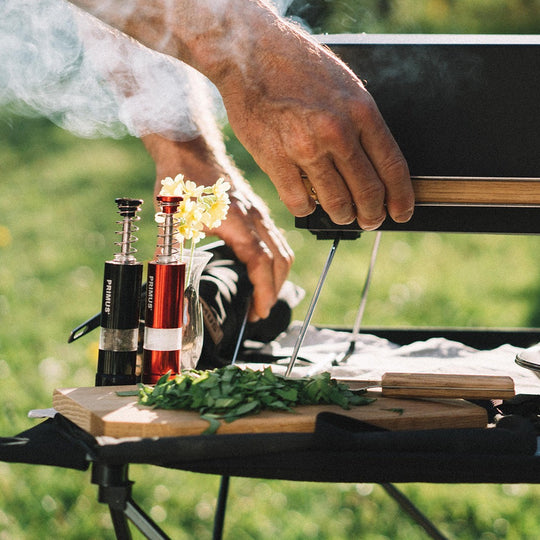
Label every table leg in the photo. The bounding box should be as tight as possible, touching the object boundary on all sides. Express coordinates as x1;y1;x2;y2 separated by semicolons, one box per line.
380;483;448;540
91;463;171;540
213;476;230;540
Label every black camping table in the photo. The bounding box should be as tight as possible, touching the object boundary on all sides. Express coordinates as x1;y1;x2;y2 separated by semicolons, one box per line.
2;344;540;540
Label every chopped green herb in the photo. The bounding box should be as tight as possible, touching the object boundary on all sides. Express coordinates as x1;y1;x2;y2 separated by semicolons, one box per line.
136;365;375;431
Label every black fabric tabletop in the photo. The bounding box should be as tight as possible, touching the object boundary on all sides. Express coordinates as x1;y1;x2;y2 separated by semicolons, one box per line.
0;415;92;471
2;408;540;485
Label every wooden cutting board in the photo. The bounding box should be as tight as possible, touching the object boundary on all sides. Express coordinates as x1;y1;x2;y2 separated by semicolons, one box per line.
53;386;488;438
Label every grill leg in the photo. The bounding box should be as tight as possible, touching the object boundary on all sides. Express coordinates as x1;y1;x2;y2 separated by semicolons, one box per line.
109;506;133;540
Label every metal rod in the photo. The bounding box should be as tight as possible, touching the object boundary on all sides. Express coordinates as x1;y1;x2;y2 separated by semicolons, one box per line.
124;500;171;540
380;483;449;540
230;299;250;366
340;230;382;362
305;232;381;377
285;237;340;377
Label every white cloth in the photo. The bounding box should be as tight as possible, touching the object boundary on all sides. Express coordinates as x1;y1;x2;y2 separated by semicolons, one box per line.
243;321;540;395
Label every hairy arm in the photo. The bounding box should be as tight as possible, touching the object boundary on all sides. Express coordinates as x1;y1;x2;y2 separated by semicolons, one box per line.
74;6;293;320
68;0;414;229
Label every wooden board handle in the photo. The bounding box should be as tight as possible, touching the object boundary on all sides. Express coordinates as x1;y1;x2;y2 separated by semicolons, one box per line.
380;373;515;399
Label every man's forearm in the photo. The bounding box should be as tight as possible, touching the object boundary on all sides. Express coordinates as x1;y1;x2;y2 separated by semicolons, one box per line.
67;0;276;87
69;0;414;229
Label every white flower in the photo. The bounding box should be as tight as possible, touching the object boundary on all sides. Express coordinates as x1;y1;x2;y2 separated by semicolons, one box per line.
159;176;178;196
157;174;231;248
183;180;205;199
212;177;231;196
201;194;230;229
156;174;231;285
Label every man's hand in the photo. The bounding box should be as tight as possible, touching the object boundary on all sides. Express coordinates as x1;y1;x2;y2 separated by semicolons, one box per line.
208;11;414;230
68;0;415;229
143;133;294;321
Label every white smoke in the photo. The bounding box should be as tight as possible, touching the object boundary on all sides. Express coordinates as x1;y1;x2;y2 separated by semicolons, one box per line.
270;0;295;14
0;0;294;141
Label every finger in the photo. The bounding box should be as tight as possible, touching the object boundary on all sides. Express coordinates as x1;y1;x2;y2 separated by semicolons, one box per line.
225;234;277;321
266;165;317;217
239;211;294;320
332;145;387;230
301;163;358;225
244;241;278;321
304;149;390;230
253;217;294;294
211;209;278;321
356;99;415;223
300;174;319;202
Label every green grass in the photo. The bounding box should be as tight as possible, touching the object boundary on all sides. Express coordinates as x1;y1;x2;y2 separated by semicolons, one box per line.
1;111;540;538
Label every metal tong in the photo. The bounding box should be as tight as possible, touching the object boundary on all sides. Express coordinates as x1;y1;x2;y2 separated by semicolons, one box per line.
285;231;382;377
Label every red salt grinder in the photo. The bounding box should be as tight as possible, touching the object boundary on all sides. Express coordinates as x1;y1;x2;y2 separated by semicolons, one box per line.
142;196;185;384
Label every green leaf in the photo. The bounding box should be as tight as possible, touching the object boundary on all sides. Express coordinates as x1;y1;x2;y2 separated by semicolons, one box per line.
156;371;172;386
214;397;240;409
232;400;260;417
275;388;298;401
200;415;221;435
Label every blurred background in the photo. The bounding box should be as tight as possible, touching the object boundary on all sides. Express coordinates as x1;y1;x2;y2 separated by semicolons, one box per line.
1;1;540;538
